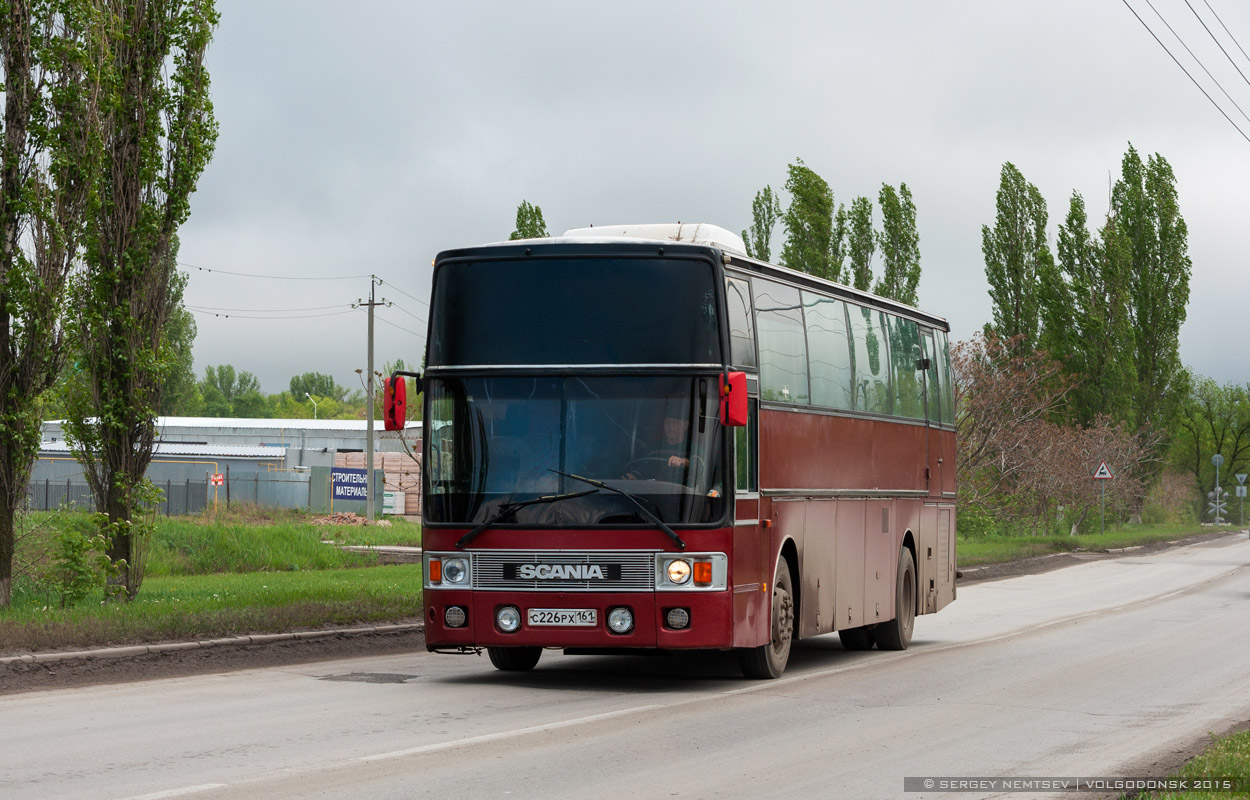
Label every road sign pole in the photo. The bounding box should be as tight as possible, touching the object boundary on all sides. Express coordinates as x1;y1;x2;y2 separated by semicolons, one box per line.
1100;480;1105;537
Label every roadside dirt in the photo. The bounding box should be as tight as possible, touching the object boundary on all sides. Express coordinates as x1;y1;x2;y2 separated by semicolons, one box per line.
0;626;427;695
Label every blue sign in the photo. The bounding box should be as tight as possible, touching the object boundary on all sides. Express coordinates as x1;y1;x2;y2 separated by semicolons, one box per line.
332;468;369;500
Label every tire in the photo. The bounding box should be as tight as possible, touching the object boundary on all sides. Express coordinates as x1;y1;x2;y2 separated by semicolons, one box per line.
739;558;795;679
487;646;542;672
875;547;916;651
838;626;875;651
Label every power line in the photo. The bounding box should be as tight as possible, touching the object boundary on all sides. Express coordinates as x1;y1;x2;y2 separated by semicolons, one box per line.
186;308;356;320
1121;0;1250;145
1202;0;1250;68
1145;0;1250;125
180;261;372;281
376;277;429;307
374;314;425;338
186;302;350;313
1183;0;1250;90
387;303;427;325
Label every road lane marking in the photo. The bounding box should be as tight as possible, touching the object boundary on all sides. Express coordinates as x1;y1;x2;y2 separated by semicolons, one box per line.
121;784;228;800
355;704;665;762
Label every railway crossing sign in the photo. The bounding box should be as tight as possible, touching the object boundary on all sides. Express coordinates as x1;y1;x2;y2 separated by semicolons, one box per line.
1092;461;1114;480
1208;486;1228;523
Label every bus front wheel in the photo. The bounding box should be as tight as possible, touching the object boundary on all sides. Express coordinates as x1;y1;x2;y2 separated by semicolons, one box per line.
739;558;795;679
875;548;916;651
487;646;542;672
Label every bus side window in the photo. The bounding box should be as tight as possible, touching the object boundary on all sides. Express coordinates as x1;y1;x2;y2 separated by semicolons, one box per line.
735;398;758;493
887;315;925;420
936;330;955;425
725;277;757;369
753;278;809;404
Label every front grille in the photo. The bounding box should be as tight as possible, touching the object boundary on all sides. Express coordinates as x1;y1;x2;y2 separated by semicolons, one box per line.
471;549;657;592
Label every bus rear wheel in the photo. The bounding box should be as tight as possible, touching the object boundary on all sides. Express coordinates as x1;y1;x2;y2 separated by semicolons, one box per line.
739;558;794;679
838;626;875;651
487;646;542;672
875;548;915;651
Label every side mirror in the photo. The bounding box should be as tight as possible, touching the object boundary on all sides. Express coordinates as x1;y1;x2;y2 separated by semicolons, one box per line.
383;376;407;431
720;371;748;427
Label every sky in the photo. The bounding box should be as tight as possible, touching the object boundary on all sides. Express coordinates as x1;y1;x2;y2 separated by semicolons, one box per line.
178;0;1250;396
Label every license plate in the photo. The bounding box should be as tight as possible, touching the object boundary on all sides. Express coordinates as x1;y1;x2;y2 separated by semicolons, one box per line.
527;608;597;627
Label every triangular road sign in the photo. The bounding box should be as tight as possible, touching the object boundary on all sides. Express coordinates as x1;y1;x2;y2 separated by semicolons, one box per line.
1092;461;1114;480
1237;473;1247;485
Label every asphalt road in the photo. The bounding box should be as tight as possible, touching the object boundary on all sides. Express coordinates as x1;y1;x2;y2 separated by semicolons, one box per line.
5;533;1250;800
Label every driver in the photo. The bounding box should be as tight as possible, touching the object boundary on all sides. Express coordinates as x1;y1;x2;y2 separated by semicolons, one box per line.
623;411;691;479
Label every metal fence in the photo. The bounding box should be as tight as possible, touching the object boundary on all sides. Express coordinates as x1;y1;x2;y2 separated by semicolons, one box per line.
23;475;314;516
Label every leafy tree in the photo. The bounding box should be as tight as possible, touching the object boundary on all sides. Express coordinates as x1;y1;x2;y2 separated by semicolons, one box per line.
65;0;219;600
509;200;548;240
290;371;346;403
779;158;836;280
1171;375;1250;516
158;246;202;416
1112;144;1191;434
982;162;1051;353
198;364;269;417
845;197;875;292
0;0;101;607
1043;193;1137;426
742;185;782;262
874;183;920;305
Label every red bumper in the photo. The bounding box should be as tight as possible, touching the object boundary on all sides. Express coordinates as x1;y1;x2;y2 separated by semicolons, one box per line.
425;588;735;650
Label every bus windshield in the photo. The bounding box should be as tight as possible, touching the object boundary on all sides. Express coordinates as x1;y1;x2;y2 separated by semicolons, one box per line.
424;375;727;526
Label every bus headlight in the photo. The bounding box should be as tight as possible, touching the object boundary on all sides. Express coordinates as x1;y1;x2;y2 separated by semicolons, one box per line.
666;559;692;585
496;606;521;633
607;607;634;634
443;558;469;585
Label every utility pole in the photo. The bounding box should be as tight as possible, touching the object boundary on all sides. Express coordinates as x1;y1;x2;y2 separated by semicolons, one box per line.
355;276;385;519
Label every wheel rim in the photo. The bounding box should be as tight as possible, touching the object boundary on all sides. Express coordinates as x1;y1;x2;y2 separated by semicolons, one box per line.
772;583;794;657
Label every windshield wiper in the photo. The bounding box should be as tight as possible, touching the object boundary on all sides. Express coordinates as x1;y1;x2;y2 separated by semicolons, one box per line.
548;469;687;550
455;488;599;549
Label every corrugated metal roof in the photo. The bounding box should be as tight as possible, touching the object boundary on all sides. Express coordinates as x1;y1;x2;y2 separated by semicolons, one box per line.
42;418;423;433
39;441;286;459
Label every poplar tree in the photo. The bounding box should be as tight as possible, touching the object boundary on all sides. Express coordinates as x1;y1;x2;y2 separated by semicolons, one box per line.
874;183;920;305
65;0;219;599
0;0;100;607
742;185;781;262
1112;145;1190;433
982;162;1051;353
509;200;548;240
780;158;836;280
844;197;875;292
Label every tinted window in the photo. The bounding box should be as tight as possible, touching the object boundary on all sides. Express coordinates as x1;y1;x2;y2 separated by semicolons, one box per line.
803;292;853;410
428;256;720;366
848;305;890;414
725;277;756;369
753;279;809;404
888;315;925;420
936;330;955;425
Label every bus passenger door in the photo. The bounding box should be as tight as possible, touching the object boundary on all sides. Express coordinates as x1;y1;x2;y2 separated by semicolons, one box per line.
732;397;766;647
920;329;955;613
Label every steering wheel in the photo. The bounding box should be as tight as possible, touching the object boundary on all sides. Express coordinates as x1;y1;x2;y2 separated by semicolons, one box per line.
623;455;704;480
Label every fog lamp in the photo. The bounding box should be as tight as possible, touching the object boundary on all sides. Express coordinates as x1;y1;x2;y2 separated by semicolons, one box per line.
666;608;690;630
607;607;634;634
666;559;692;585
444;606;467;628
496;606;521;633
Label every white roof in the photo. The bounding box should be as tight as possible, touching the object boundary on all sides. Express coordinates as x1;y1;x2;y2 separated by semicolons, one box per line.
44;417;423;433
559;223;747;256
39;440;286;459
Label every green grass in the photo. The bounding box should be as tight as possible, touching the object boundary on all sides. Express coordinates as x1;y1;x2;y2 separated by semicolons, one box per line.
957;522;1240;568
1;509;424;653
1132;728;1250;799
0;566;422;653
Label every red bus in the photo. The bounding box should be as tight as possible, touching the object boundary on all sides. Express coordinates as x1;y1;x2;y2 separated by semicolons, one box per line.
385;223;956;679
